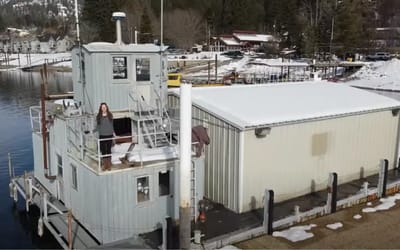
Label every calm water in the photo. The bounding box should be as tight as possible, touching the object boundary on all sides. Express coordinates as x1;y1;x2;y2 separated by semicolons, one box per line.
0;71;72;249
0;71;399;248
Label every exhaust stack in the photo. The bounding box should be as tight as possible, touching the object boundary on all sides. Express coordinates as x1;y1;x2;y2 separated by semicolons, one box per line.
112;12;126;45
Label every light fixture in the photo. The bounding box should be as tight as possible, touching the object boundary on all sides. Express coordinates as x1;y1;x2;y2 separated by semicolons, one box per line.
255;127;271;138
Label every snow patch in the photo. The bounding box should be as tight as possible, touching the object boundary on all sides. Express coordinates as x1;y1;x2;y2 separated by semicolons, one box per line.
272;224;317;242
326;222;343;230
353;214;362;220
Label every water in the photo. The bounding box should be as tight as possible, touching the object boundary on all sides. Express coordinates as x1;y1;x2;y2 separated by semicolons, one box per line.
0;71;399;248
0;71;72;249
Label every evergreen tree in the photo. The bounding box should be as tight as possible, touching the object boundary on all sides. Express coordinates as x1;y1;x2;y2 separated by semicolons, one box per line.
139;7;153;43
335;0;364;54
81;0;127;42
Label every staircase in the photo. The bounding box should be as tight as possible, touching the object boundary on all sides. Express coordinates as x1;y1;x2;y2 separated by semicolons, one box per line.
128;85;172;149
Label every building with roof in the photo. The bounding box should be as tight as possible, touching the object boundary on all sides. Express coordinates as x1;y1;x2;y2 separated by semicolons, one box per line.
169;83;400;213
211;31;279;52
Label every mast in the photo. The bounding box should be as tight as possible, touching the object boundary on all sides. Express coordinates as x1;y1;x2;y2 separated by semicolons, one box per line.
74;0;86;110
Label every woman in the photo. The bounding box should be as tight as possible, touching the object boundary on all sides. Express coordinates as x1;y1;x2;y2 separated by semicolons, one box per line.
96;102;115;171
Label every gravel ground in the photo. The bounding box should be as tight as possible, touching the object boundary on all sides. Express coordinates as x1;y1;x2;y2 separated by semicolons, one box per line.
236;201;400;249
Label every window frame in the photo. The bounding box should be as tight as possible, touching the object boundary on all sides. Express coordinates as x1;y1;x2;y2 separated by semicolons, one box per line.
135;58;151;82
112;56;128;80
136;175;151;204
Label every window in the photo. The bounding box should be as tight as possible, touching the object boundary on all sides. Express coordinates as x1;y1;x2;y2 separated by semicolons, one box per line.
137;176;150;203
136;58;150;81
159;171;170;196
71;164;78;190
113;56;128;79
57;154;63;177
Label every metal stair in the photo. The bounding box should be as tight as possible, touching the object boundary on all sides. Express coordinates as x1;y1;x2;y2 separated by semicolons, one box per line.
128;85;172;149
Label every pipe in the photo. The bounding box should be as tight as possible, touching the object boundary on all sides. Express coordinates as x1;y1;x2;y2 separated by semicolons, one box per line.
112;12;126;45
179;83;192;249
40;66;57;181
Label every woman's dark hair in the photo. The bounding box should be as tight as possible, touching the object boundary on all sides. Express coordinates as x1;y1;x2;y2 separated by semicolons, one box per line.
96;102;113;124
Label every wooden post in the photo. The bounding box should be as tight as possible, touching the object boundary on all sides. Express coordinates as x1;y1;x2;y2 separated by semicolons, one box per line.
378;159;389;197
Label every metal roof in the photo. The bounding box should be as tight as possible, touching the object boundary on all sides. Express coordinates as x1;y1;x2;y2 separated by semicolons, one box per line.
82;42;167;53
170;82;400;130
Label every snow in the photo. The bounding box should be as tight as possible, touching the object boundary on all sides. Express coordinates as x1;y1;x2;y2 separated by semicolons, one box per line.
1;52;71;70
353;214;362;220
346;59;400;91
218;245;241;249
170;82;400;129
326;222;343;230
272;224;317;242
362;193;400;213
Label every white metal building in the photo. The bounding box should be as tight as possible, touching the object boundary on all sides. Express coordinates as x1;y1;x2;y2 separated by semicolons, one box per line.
169;83;400;213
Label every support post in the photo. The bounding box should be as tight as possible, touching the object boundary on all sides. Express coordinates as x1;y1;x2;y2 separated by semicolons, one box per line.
179;83;192;249
326;172;338;213
378;159;389;197
263;189;274;235
8;153;12;179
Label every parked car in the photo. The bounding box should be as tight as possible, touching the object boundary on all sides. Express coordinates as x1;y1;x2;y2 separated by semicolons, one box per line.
221;50;243;59
366;52;391;61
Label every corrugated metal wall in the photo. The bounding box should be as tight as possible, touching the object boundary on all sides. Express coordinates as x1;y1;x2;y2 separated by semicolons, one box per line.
69;160;176;244
72;48;166;115
241;110;399;212
168;94;241;212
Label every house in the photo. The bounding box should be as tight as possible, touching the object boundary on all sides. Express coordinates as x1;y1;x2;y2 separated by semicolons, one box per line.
211;31;279;52
56;36;74;52
169;83;400;213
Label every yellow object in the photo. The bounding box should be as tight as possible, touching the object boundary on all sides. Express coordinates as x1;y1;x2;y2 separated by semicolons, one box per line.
167;73;227;88
167;73;182;88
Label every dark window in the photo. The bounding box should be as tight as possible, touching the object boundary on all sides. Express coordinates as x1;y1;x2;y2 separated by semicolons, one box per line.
159;171;170;196
57;154;63;177
136;58;150;81
137;176;150;203
72;164;78;190
113;57;128;79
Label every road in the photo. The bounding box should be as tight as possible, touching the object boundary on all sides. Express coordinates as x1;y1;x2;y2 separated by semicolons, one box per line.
236;201;400;249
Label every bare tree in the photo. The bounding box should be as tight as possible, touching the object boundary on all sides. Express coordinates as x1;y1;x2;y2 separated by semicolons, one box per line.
164;8;205;49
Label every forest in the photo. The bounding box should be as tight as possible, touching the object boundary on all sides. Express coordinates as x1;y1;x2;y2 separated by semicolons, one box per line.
1;0;400;56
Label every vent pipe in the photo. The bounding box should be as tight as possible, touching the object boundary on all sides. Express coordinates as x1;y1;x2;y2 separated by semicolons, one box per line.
112;12;126;45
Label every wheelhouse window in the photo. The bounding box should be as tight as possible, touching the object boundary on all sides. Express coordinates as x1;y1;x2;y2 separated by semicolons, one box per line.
57;154;63;177
71;164;78;190
159;171;170;196
113;56;128;79
137;176;150;203
136;58;150;81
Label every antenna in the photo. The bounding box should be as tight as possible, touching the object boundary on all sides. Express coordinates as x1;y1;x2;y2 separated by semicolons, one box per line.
74;0;80;43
